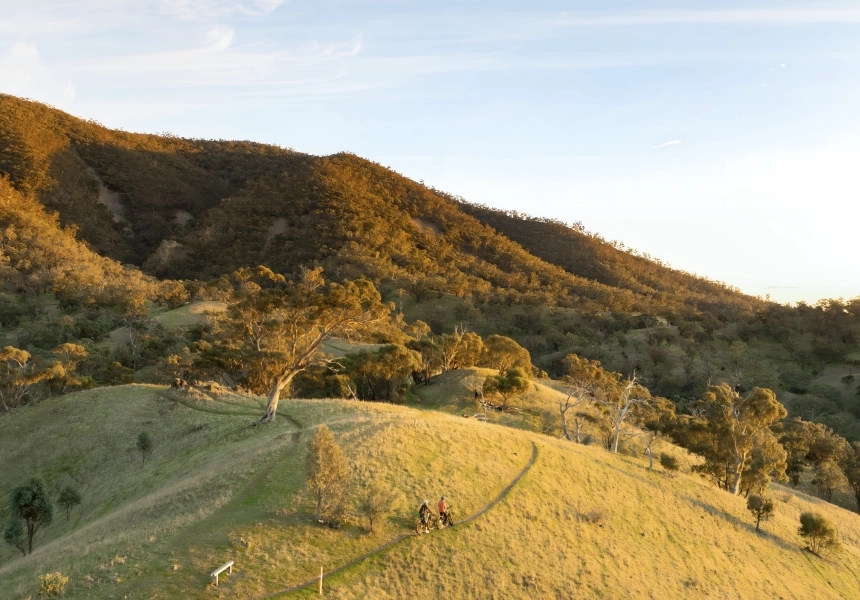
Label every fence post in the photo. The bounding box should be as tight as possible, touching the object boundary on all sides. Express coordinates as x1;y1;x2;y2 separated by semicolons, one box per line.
318;566;323;595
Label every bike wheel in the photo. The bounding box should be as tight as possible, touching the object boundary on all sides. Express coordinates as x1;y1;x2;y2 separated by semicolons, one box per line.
415;519;424;534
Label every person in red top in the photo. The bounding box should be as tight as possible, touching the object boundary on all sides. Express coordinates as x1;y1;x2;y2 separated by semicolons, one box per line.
438;496;451;525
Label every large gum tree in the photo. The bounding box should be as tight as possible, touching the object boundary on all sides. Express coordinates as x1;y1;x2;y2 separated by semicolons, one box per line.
218;267;390;423
694;383;788;495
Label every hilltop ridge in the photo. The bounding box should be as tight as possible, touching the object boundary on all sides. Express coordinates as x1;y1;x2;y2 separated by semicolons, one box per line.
0;94;761;317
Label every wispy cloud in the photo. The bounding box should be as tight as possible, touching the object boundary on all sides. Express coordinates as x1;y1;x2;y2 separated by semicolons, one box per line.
651;140;681;149
156;0;286;19
75;28;366;93
556;9;860;27
0;17;87;35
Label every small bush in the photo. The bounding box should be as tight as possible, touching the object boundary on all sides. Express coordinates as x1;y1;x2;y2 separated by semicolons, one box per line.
660;453;679;475
746;495;775;532
136;431;153;467
579;510;605;525
39;572;69;596
798;512;841;556
58;486;82;521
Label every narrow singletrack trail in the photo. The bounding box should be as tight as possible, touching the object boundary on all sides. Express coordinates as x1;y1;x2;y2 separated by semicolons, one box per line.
255;441;539;599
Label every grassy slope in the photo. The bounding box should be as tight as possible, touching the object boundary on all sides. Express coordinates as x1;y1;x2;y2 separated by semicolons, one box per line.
2;387;860;599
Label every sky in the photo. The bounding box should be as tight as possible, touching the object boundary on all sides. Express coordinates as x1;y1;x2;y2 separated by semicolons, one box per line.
2;1;860;305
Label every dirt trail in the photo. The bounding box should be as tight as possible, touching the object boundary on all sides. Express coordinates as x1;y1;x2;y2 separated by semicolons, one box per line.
256;441;540;599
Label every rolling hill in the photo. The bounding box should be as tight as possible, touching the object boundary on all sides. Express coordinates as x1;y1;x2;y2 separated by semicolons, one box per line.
1;386;859;599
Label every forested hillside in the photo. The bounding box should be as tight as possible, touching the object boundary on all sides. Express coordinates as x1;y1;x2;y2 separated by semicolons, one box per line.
2;92;860;437
0;94;758;316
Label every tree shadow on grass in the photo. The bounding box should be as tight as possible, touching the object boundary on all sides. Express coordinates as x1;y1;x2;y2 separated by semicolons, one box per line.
681;496;797;552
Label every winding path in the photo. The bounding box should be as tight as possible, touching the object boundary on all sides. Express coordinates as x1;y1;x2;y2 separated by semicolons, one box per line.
256;440;539;599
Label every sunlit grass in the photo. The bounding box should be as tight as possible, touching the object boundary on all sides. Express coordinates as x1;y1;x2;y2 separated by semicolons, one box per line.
2;385;860;599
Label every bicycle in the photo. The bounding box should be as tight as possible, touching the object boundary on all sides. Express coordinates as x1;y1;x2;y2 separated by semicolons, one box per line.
437;508;454;528
415;514;436;534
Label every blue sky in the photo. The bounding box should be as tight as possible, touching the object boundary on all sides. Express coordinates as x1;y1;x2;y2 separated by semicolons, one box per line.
3;1;860;304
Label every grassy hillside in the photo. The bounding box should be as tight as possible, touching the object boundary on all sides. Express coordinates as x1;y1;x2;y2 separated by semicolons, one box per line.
2;387;860;599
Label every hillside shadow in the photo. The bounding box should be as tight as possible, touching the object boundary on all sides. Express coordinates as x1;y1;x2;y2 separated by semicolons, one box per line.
682;496;795;552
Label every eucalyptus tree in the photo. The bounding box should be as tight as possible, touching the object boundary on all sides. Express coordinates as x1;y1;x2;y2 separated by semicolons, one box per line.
212;266;390;423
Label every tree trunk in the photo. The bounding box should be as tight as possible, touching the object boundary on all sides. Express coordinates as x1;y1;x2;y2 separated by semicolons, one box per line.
755;514;761;532
574;421;582;444
729;456;745;495
646;447;653;470
560;405;571;441
315;489;323;521
611;423;621;453
260;374;294;423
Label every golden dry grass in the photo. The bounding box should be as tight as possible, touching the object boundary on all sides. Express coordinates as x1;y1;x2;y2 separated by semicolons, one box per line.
149;300;228;328
292;434;860;600
2;385;860;600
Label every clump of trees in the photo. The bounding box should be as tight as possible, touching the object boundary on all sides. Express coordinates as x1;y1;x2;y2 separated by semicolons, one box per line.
672;384;787;496
341;345;422;402
552;354;674;454
194;267;391;423
482;367;530;409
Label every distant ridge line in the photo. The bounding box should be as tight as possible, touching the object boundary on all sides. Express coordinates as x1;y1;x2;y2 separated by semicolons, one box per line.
256;441;539;599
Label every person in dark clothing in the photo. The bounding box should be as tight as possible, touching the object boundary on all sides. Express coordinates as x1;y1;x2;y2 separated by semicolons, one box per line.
419;499;432;532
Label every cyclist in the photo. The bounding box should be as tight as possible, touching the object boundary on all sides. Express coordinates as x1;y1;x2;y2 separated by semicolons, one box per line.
419;499;432;533
438;496;451;526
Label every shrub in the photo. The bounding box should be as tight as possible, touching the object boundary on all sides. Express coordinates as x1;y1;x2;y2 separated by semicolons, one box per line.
798;512;841;556
660;453;679;475
746;495;775;532
136;432;153;467
307;425;351;525
58;486;82;521
39;572;69;596
356;482;403;533
579;510;605;525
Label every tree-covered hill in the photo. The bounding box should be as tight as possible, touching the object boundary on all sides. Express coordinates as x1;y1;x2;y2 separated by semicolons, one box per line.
0;94;760;318
3;93;860;438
